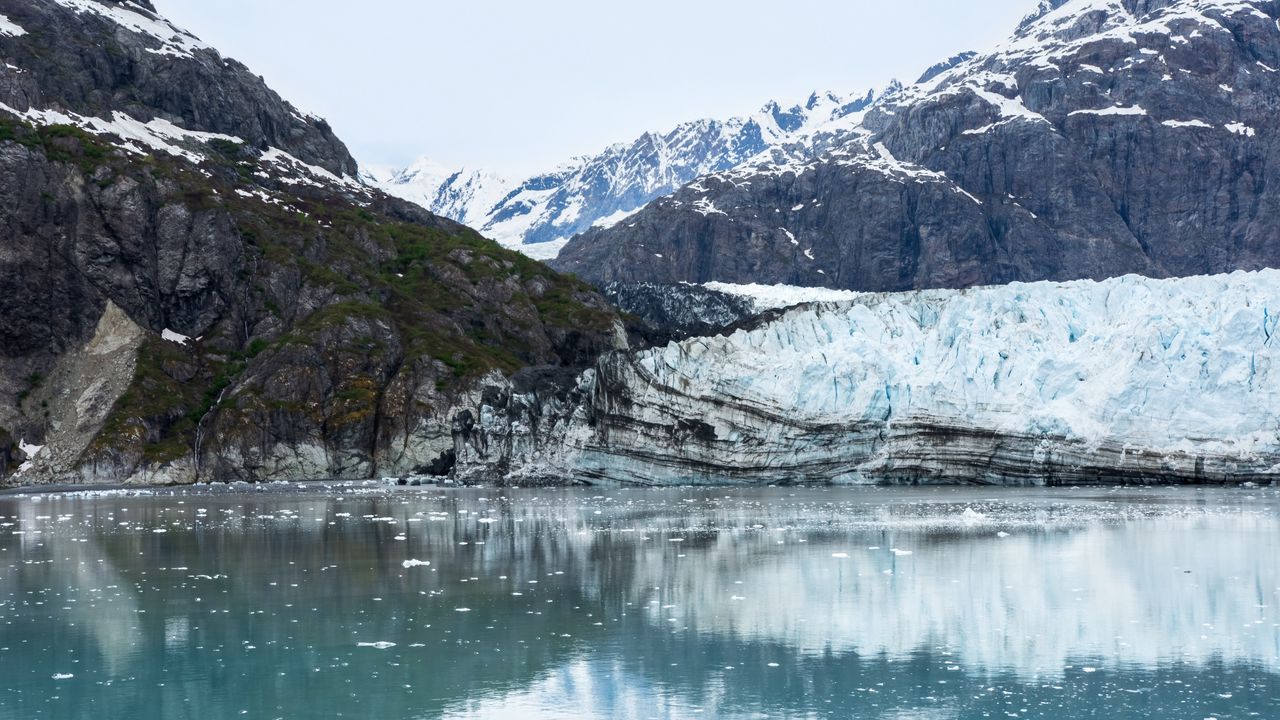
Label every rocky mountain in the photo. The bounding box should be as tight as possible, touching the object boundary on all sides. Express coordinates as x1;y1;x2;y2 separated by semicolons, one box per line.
457;270;1280;485
0;0;626;486
365;90;878;258
555;0;1280;292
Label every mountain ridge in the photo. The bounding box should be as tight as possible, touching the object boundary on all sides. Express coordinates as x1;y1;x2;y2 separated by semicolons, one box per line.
554;0;1280;292
364;89;879;258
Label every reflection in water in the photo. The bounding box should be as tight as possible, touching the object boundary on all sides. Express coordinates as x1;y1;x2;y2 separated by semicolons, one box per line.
0;485;1276;719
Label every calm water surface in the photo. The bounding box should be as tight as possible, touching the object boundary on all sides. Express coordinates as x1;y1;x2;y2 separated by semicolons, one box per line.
0;484;1277;719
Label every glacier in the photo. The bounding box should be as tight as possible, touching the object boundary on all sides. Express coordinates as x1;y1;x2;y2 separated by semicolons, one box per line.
460;270;1280;485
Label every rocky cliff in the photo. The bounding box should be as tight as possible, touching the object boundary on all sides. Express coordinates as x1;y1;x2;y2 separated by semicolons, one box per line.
0;0;625;486
555;0;1280;292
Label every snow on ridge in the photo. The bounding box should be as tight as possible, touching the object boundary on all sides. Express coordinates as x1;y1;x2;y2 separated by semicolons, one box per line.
643;269;1280;455
0;102;241;163
366;87;878;255
259;148;365;192
0;13;27;37
52;0;209;58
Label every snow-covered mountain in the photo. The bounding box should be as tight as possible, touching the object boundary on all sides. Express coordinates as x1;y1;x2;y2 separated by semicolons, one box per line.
364;89;877;258
455;270;1280;485
360;158;511;228
558;0;1280;291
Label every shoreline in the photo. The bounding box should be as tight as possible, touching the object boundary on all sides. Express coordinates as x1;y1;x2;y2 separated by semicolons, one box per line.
1;477;1274;498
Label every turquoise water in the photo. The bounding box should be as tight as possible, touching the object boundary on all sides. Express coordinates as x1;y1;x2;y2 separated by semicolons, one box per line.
0;484;1277;719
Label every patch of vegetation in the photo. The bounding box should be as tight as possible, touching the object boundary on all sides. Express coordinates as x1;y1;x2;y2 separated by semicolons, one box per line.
92;336;252;465
16;372;43;405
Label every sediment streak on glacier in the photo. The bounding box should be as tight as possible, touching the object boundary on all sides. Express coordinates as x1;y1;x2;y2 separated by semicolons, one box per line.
515;271;1280;485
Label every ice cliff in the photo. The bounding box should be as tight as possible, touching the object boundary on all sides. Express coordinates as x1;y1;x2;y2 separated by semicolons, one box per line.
464;270;1280;485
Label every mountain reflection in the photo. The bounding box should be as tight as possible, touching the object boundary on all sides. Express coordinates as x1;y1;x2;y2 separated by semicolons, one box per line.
0;485;1276;719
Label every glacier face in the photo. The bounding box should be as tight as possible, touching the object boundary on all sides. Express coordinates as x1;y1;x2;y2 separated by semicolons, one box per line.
462;271;1280;485
364;90;876;257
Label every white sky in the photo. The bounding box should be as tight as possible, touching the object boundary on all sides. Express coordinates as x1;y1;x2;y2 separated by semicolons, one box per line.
153;0;1034;176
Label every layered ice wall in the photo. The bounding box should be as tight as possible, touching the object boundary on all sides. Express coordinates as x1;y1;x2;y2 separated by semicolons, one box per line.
522;270;1280;485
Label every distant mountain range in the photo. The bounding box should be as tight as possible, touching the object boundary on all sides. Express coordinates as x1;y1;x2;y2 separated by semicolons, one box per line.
555;0;1280;291
363;90;879;258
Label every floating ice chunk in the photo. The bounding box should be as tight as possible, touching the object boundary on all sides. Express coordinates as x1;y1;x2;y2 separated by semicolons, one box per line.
455;608;472;612
357;641;396;650
51;673;74;680
831;552;851;559
891;549;914;556
402;559;431;568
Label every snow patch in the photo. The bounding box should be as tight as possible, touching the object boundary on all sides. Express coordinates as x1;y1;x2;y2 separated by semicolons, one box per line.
161;329;191;346
260;148;364;192
0;13;26;37
16;439;44;475
591;207;641;230
0;103;241;163
52;0;208;58
1069;105;1148;117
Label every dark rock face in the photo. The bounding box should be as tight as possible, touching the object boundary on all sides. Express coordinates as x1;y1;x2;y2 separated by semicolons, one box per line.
0;0;624;486
0;0;355;176
555;0;1280;293
601;282;758;340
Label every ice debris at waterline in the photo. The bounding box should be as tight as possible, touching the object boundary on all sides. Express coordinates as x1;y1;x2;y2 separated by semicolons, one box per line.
488;270;1280;485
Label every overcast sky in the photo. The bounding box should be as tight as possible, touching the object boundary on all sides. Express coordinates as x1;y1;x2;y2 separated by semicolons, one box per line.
154;0;1034;175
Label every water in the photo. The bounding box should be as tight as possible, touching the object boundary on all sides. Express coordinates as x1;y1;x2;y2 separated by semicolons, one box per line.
0;483;1277;719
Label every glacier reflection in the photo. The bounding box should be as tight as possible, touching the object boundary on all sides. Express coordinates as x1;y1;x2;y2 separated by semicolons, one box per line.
0;485;1276;719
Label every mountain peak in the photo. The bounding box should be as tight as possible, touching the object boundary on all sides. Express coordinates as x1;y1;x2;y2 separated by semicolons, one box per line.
369;87;878;255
